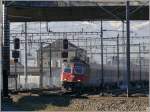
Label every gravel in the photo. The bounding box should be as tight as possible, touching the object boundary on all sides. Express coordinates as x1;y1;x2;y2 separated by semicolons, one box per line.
68;97;149;111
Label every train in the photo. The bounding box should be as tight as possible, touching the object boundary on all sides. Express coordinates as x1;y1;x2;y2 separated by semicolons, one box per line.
60;57;149;91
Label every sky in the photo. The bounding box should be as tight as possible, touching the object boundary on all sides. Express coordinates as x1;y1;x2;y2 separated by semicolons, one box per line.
11;21;150;35
10;21;150;66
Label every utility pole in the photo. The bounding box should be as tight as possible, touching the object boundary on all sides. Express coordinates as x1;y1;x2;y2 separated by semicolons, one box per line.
19;52;21;89
15;61;17;90
86;38;87;50
39;42;43;88
24;22;28;89
139;43;142;83
117;34;120;87
122;20;127;92
3;6;10;97
90;40;92;59
46;22;49;32
0;0;3;94
39;22;43;88
105;48;107;64
126;1;131;97
100;20;104;95
122;21;125;54
49;43;52;86
18;72;21;90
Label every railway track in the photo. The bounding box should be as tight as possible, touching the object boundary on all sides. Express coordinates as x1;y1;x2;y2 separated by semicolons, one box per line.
8;87;148;98
9;88;61;95
57;87;149;98
104;88;149;97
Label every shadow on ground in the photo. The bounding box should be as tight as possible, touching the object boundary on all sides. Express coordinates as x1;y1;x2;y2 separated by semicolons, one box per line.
2;93;88;111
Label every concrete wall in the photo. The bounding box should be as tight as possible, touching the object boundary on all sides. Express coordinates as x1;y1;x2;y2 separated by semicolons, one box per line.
8;68;62;89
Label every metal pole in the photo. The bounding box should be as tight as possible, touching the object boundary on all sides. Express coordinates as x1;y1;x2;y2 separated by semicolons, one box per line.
126;1;131;97
15;62;17;90
139;43;142;82
18;73;20;90
100;20;104;95
105;48;107;64
46;22;49;32
86;38;87;50
19;52;21;90
39;42;43;88
122;21;125;53
24;22;28;89
3;6;10;97
117;34;120;87
39;22;43;88
49;43;52;84
122;20;127;91
0;0;3;94
90;40;92;59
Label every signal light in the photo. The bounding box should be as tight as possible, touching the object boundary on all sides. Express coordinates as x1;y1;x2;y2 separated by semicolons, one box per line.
62;51;68;58
63;39;68;49
63;59;67;62
77;80;81;82
62;39;68;58
14;38;20;49
12;50;20;58
14;58;18;63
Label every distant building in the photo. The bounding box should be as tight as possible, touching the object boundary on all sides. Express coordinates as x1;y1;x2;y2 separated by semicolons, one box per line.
37;39;88;68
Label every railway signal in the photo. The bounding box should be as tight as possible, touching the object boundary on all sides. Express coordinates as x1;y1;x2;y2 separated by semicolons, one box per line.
14;58;18;63
12;50;20;58
14;38;20;49
12;49;19;91
63;39;68;49
12;38;20;62
62;51;68;58
62;39;68;58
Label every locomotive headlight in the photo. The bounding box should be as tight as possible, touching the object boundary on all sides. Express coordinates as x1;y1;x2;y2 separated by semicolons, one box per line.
77;80;81;82
64;79;67;81
71;75;75;78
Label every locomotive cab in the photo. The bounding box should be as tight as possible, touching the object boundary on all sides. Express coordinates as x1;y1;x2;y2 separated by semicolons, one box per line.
61;58;89;91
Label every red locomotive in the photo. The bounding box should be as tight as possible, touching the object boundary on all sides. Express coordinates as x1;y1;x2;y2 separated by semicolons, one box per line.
60;58;149;92
61;57;89;91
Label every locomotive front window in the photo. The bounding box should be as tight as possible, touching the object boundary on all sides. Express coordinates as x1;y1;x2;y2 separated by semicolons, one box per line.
64;67;71;73
73;66;84;75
